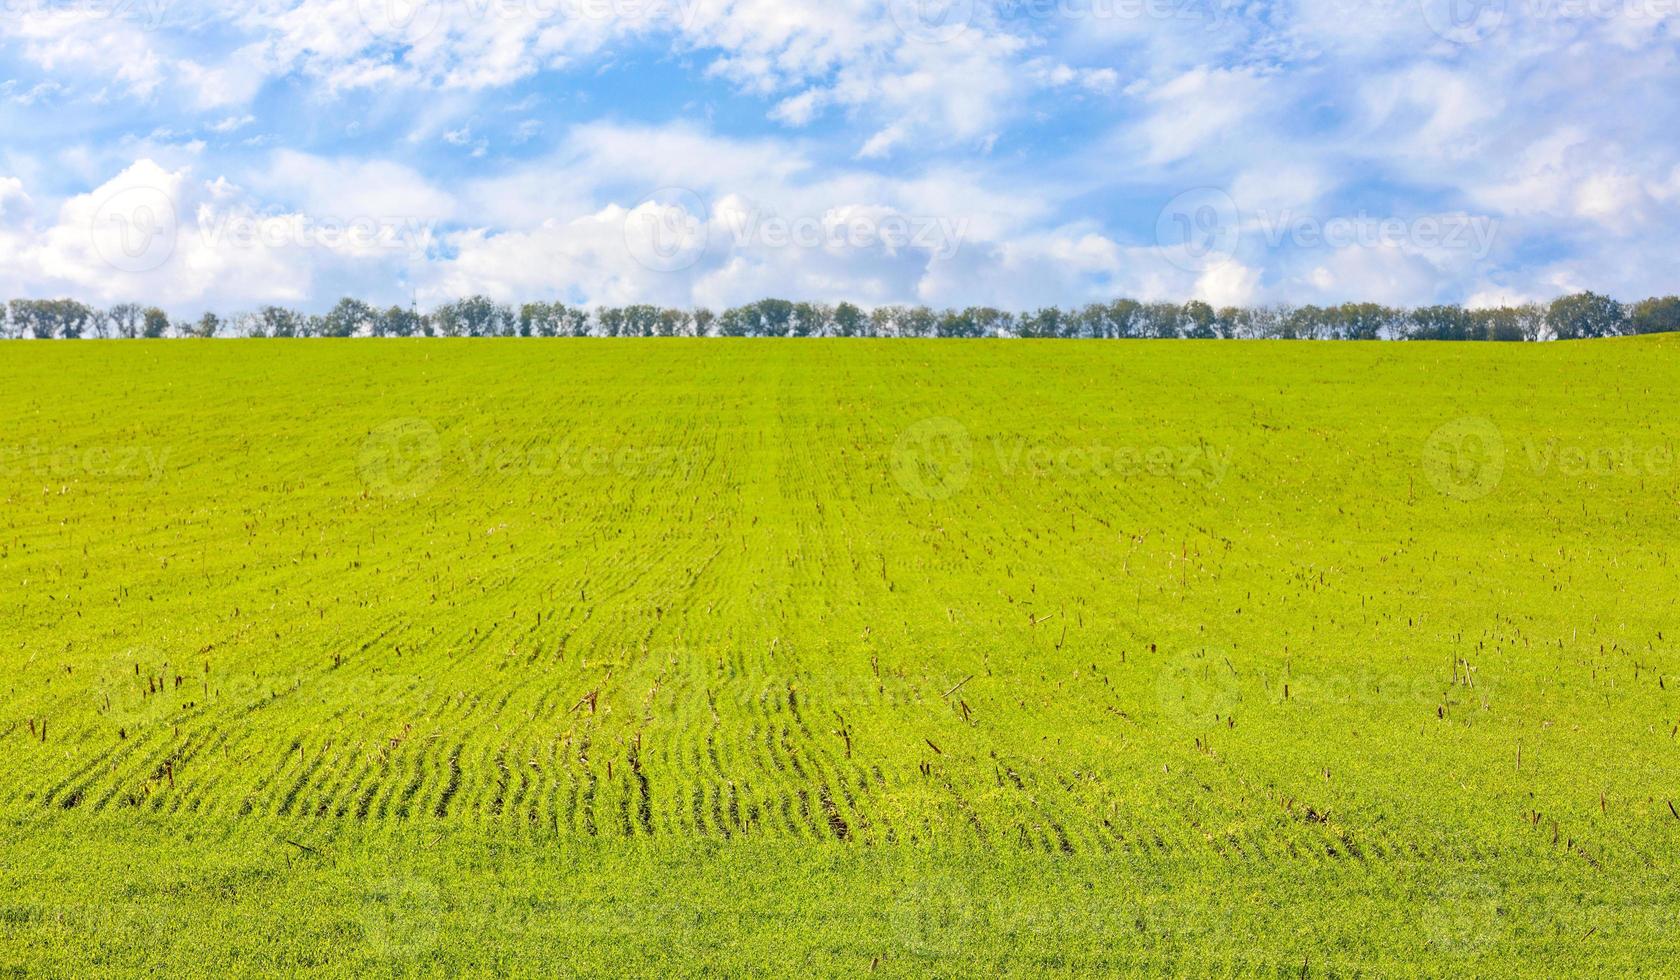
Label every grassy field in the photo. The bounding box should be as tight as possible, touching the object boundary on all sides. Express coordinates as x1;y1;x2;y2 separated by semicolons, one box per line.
1;338;1677;976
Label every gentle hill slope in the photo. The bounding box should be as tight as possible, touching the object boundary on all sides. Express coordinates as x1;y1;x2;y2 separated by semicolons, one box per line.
2;339;1677;974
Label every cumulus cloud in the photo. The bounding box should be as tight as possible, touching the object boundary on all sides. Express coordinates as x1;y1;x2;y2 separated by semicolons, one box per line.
1;0;1678;311
1;159;434;309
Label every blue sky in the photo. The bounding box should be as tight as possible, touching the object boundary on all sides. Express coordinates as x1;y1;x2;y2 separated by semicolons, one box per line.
1;0;1677;315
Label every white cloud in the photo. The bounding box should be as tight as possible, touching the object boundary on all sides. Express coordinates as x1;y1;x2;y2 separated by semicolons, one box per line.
3;159;434;309
1295;245;1452;307
770;90;825;126
245;151;457;224
1132;67;1273;167
3;0;1680;312
1194;259;1260;308
857;124;908;160
208;114;257;134
2;80;64;106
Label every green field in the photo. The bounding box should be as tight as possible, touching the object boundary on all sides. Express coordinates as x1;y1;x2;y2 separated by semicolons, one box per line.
2;338;1677;976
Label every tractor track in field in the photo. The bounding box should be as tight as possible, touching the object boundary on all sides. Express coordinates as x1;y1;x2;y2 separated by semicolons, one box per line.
2;342;1673;884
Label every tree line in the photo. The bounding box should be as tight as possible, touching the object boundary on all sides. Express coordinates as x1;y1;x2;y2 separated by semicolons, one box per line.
4;292;1677;341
